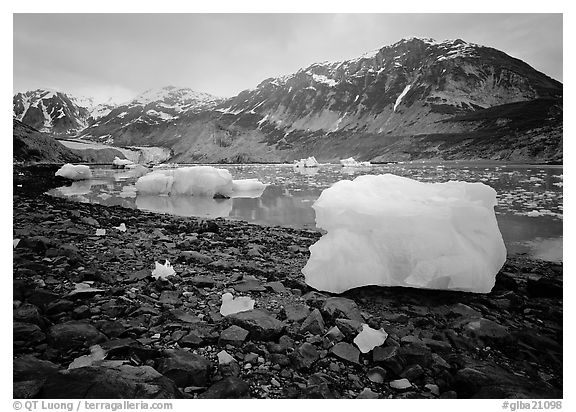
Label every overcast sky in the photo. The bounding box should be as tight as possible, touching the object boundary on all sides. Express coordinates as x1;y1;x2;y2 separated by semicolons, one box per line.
13;13;563;104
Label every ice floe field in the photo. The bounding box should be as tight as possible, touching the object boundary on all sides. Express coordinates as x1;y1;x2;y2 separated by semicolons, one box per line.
47;162;563;263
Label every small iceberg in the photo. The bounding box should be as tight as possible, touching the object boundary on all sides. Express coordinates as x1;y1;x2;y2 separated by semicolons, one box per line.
339;157;371;167
293;156;320;168
55;164;92;181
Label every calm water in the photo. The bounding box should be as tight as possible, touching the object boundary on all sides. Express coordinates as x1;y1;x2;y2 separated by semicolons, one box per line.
48;163;563;262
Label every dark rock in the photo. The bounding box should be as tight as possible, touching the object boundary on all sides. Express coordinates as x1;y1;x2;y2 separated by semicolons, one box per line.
45;299;75;315
302;291;328;308
302;373;335;399
159;291;181;305
454;367;493;397
449;303;481;318
13;303;43;326
322;297;364;322
233;279;266;292
330;342;360;364
400;364;425;381
26;289;60;309
13;355;60;382
40;364;180;398
282;304;310;323
264;281;288;294
325;326;345;343
299;308;325;335
357;388;379;399
227;309;284;340
157;349;212;388
170;309;202;324
14;322;46;345
268;353;291;367
399;344;433;368
180;251;213;264
292;342;320;370
199;376;251;398
335;318;363;337
219;325;249;346
48;321;107;350
422;337;452;353
373;346;405;376
463;318;511;343
527;277;562;298
180;332;204;348
367;366;388;383
14;380;44;399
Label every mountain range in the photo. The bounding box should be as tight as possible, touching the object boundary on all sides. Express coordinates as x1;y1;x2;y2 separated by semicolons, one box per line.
13;37;563;163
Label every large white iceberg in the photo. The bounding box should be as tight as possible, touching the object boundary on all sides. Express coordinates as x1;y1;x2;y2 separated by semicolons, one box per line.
135;166;266;199
302;174;507;294
55;164;92;181
294;156;320;168
135;166;234;197
339;157;371;167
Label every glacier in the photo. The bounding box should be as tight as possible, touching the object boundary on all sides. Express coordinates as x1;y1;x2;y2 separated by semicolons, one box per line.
55;164;92;181
302;174;507;294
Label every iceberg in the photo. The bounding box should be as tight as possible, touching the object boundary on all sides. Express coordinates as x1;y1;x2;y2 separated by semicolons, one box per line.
112;156;134;168
231;179;267;198
55;164;92;181
135;166;236;197
339;157;371;167
294;156;320;168
302;174;507;294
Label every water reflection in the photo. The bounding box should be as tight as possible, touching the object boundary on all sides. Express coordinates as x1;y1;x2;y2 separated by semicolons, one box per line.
136;195;233;218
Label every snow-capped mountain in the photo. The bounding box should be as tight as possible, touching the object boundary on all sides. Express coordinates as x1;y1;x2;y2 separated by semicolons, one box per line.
164;37;561;163
78;86;224;144
13;89;92;136
12;89;115;136
14;38;563;162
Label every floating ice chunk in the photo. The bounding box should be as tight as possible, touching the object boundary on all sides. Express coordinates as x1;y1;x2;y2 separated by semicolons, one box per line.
151;260;176;279
135;172;174;195
220;292;255;316
294;156;320;168
13;239;20;248
353;324;388;353
135;166;234;197
95;229;106;236
55;164;92;181
231;179;267;198
68;345;106;370
339;157;371;167
302;174;507;294
112;156;134;168
114;223;127;232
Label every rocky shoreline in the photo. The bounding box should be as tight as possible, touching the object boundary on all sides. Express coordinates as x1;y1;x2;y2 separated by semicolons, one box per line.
13;164;563;399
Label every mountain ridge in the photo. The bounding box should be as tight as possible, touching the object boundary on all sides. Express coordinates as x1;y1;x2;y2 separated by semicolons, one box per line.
13;37;563;163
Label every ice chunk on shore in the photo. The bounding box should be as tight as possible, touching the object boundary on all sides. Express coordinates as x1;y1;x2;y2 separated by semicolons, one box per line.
220;292;255;316
353;324;388;353
294;156;320;168
151;260;176;279
135;166;238;197
55;164;92;181
302;174;507;294
339;157;371;167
